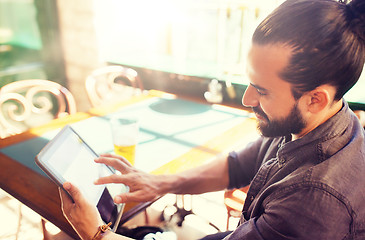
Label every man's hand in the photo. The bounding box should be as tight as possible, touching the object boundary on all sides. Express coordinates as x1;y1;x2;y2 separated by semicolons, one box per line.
94;153;165;204
59;182;104;240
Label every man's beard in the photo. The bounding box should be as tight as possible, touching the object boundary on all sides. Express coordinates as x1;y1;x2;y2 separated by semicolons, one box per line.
253;103;306;137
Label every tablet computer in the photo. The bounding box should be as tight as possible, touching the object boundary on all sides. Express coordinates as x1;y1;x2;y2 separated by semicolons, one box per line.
35;125;128;232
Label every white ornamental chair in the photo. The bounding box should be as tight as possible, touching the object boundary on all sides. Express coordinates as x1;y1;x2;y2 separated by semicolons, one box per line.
85;65;144;108
0;79;76;139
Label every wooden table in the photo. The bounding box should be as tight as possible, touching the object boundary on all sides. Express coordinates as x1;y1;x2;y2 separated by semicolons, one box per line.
0;90;257;239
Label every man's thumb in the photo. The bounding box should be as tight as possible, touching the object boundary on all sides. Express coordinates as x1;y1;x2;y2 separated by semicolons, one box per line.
63;182;81;202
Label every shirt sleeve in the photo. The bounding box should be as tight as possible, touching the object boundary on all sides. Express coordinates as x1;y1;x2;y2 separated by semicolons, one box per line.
228;137;280;189
224;184;351;240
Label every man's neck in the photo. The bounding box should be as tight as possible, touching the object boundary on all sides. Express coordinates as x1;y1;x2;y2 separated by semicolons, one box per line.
292;100;343;141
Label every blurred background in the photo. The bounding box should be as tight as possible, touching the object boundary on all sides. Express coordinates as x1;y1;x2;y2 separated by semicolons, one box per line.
1;0;364;111
1;0;365;239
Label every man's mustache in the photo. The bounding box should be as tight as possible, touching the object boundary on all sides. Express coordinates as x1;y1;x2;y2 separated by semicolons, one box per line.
252;107;269;121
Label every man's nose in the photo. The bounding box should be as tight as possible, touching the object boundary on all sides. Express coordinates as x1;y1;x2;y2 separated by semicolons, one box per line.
242;85;259;107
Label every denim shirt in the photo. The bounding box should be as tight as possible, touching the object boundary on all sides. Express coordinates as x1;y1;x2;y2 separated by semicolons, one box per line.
226;101;365;240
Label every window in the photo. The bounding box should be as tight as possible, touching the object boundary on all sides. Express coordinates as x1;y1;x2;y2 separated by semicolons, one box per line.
94;0;282;83
93;0;365;107
0;0;65;87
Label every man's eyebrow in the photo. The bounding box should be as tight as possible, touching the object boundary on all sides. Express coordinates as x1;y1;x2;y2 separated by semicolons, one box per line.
250;83;267;92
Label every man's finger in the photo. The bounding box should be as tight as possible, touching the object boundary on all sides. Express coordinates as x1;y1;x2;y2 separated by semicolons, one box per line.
113;192;136;204
63;182;83;204
59;186;72;204
98;153;132;167
95;155;132;173
94;174;130;185
59;187;71;213
59;184;76;220
114;190;155;204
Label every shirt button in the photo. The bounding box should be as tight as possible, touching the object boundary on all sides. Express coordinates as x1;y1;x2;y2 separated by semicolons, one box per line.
250;195;254;201
278;158;286;168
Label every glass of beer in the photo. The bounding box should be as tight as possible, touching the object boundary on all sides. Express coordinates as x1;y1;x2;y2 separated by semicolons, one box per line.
110;115;139;165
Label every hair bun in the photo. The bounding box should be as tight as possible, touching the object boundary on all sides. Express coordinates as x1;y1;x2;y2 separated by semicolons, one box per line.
346;0;365;42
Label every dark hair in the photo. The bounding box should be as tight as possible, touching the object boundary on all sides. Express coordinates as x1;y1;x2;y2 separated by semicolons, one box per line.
252;0;365;100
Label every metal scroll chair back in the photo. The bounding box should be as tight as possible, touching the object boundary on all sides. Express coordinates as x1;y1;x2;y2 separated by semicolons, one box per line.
0;79;77;139
85;65;144;108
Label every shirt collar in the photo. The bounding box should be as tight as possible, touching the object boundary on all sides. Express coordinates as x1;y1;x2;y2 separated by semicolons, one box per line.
279;99;350;155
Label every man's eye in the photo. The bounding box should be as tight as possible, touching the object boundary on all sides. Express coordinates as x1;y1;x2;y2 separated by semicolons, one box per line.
257;90;267;96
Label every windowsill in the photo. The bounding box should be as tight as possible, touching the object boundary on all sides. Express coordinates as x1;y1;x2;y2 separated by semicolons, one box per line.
108;63;365;111
107;62;249;109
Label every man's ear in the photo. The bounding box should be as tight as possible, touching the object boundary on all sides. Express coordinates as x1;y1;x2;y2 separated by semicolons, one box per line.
303;87;332;114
